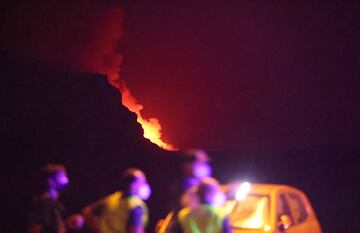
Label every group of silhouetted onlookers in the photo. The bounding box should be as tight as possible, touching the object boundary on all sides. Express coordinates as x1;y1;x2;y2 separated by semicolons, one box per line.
28;150;232;233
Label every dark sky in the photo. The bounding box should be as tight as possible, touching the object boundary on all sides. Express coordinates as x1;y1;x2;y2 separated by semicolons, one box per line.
2;0;359;151
121;1;360;151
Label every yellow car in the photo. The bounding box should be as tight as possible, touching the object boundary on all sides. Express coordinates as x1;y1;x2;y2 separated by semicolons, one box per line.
157;182;323;233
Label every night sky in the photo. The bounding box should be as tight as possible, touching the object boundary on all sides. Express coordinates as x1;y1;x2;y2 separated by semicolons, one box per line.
2;1;359;151
121;1;360;151
1;1;360;233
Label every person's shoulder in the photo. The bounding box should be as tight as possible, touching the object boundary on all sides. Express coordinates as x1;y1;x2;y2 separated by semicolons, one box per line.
31;193;52;205
82;191;122;214
106;191;122;203
177;207;192;220
126;195;146;210
215;206;228;217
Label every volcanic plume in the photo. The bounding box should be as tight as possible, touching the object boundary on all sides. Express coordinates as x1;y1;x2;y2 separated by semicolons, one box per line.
2;1;176;150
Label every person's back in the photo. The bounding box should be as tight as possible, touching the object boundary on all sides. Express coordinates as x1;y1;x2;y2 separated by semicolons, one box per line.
178;204;228;233
171;177;231;233
29;192;66;233
83;168;151;233
93;192;148;233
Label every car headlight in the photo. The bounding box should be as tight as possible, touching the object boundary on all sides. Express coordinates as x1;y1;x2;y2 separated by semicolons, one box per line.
235;182;251;201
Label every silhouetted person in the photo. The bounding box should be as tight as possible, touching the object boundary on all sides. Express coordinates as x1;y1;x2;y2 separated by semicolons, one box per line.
83;168;151;233
173;149;212;208
28;164;84;233
169;177;230;233
182;150;211;190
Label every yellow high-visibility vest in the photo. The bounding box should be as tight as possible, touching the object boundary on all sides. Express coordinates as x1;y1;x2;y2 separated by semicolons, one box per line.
178;204;227;233
98;192;148;233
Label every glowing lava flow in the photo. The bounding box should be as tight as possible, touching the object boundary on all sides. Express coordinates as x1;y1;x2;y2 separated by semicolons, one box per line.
118;81;177;151
104;55;176;151
2;1;175;150
90;6;176;151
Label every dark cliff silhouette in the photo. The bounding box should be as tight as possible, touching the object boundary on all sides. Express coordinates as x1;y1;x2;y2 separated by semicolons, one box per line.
0;53;181;233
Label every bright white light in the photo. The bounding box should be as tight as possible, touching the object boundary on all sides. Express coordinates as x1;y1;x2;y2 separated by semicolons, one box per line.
264;225;271;232
235;182;251;201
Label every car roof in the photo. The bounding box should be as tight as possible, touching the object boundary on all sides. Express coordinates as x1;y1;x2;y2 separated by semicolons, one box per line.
222;183;302;196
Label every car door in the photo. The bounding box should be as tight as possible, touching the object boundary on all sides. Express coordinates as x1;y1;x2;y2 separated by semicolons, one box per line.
286;192;322;233
284;192;310;233
276;192;298;233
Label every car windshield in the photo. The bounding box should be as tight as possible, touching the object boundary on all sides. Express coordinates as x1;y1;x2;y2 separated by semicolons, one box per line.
226;194;270;230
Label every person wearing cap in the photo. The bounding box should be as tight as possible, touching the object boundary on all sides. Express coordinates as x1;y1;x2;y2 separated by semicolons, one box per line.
82;168;151;233
28;164;84;233
169;177;231;233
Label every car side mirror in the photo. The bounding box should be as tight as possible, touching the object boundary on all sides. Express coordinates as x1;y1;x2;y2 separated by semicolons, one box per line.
278;214;292;232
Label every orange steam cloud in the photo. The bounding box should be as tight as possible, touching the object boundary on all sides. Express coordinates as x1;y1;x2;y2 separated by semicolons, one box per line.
2;2;176;150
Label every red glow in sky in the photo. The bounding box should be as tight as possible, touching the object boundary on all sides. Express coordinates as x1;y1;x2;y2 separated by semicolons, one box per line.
2;1;359;152
2;1;176;150
120;1;360;151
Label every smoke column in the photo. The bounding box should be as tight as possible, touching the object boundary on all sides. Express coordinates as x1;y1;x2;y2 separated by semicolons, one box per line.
2;1;176;150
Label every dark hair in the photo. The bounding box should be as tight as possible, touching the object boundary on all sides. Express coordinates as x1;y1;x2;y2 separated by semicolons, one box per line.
182;149;210;164
197;177;220;204
42;164;66;179
182;155;197;164
121;168;144;191
38;164;66;190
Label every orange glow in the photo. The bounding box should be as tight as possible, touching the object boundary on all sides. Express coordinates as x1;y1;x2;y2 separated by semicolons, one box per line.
69;5;177;151
81;7;177;151
104;55;176;151
103;58;176;150
3;1;176;151
117;80;177;151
